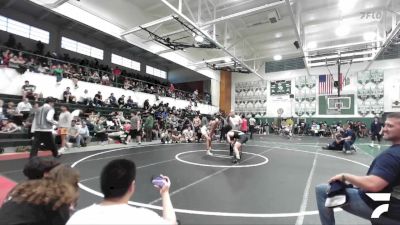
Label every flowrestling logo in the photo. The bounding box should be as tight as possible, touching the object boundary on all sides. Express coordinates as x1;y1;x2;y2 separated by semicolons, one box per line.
366;193;391;219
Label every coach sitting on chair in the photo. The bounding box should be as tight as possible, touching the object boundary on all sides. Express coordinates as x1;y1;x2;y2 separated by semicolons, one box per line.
315;112;400;225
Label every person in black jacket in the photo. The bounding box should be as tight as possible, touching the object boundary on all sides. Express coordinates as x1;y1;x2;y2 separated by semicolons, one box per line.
370;117;383;149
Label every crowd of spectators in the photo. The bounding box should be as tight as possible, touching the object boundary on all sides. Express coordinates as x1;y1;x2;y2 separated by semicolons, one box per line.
0;35;212;105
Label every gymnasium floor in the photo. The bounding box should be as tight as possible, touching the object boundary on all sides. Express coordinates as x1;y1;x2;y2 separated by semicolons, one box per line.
0;135;382;225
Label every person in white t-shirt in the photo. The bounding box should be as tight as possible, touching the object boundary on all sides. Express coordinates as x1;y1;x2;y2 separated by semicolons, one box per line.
228;111;242;131
67;159;177;225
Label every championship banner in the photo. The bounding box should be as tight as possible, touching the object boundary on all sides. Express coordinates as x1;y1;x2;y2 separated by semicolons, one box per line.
270;80;291;95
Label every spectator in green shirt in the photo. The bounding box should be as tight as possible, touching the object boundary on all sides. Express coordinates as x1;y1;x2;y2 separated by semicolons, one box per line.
144;113;154;142
53;64;64;85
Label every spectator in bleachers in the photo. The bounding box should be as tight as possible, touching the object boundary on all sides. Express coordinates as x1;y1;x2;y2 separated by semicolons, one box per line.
16;97;32;120
78;89;91;105
182;126;195;143
93;91;104;107
160;129;171;144
63;87;75;103
21;80;40;101
0;99;5;120
0;117;19;133
192;89;198;102
143;99;150;110
26;57;39;72
58;105;72;153
66;159;177;225
94;118;108;145
53;64;63;85
125;96;135;109
101;74;110;86
0;164;80;225
1;49;10;65
123;79;131;90
5;101;23;125
171;128;182;143
8;54;19;69
108;93;117;108
90;70;100;83
67;120;81;148
118;95;125;108
78;121;91;147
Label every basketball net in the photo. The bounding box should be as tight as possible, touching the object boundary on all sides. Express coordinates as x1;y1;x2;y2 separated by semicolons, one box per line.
336;104;342;113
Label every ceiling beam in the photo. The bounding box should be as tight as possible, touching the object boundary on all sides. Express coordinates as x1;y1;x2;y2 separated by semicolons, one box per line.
1;0;17;9
200;1;285;27
364;19;400;71
121;15;174;36
183;0;197;23
284;0;310;76
161;0;264;79
45;0;69;9
38;11;51;21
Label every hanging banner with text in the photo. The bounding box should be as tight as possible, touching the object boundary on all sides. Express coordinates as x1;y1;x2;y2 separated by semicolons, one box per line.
270;80;291;95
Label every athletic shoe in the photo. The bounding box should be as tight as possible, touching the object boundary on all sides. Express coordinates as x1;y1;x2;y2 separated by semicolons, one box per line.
232;158;238;164
322;146;329;150
236;154;241;160
369;144;374;147
138;142;141;145
58;148;65;155
206;151;213;156
66;143;73;148
377;145;381;149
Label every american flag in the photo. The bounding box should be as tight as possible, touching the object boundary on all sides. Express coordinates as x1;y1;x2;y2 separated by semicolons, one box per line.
319;74;333;94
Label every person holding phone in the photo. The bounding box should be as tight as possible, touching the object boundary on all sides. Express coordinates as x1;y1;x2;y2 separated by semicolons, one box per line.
67;159;177;225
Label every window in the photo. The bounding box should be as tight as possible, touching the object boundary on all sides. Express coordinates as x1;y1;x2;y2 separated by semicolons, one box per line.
146;65;167;79
0;15;49;44
61;37;103;60
111;53;140;71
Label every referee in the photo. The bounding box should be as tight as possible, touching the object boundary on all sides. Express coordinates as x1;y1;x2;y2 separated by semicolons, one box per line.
30;97;60;158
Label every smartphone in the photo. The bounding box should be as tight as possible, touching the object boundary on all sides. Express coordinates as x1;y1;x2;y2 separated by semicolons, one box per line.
151;176;166;189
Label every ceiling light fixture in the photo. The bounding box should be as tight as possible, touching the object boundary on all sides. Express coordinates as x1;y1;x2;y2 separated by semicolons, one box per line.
339;0;357;13
363;32;376;41
273;55;282;61
223;57;231;63
194;35;204;42
307;41;317;49
335;24;350;37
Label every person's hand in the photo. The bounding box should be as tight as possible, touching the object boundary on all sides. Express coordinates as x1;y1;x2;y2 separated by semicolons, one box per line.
329;173;345;183
158;174;171;195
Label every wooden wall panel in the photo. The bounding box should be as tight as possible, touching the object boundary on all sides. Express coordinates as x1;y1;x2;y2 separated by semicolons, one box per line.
219;70;231;114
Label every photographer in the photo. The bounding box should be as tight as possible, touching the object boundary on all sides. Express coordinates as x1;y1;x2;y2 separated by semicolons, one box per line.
67;159;177;225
